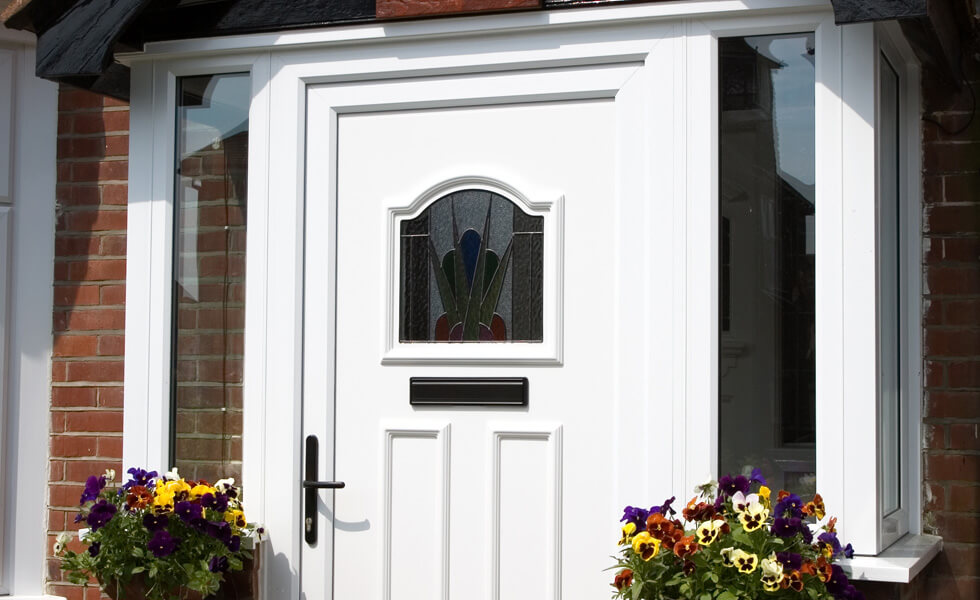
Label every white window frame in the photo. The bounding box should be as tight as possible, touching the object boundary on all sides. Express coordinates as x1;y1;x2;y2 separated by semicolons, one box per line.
122;50;271;491
118;0;936;592
0;25;59;599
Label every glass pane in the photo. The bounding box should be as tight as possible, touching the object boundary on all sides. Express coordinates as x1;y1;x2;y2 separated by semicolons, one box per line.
878;54;901;516
172;74;249;482
718;34;816;495
399;189;543;342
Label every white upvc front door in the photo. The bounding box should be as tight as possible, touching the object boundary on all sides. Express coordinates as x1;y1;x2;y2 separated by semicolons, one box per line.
282;21;681;597
311;97;619;600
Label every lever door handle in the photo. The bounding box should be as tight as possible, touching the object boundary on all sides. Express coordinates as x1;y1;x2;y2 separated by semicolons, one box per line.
303;480;345;489
304;434;342;545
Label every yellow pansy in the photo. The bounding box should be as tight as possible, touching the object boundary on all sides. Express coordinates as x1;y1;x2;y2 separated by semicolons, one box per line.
631;532;661;561
190;484;215;500
759;486;771;507
224;509;247;528
760;555;784;592
619;522;637;546
153;489;175;511
158;478;192;497
738;502;768;532
732;549;758;574
696;520;723;546
720;547;736;568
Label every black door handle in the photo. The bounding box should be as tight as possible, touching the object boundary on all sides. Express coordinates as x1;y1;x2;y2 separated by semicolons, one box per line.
303;480;346;489
304;435;343;545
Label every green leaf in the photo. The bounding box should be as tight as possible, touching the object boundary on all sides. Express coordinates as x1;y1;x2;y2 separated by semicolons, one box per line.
700;593;712;600
427;239;458;325
131;566;145;574
480;238;513;325
717;592;737;600
450;202;469;318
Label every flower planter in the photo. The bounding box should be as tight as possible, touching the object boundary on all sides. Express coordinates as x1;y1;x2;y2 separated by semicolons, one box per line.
102;550;259;599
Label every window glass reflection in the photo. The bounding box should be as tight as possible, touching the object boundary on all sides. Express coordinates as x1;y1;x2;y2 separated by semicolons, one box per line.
719;34;816;495
172;74;249;482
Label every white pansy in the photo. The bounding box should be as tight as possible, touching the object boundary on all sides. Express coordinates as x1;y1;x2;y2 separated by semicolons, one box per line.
77;528;91;541
254;524;268;542
731;491;760;514
104;468;116;482
214;477;236;492
760;554;784;578
164;467;180;480
694;477;718;497
54;531;72;553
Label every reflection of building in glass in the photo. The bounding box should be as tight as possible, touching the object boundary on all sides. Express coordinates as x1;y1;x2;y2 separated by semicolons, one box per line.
718;35;816;496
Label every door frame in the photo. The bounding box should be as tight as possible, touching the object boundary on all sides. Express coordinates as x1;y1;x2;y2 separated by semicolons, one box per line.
119;2;914;596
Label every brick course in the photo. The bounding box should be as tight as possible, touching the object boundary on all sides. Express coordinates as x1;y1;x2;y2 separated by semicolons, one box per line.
48;85;128;600
909;45;980;600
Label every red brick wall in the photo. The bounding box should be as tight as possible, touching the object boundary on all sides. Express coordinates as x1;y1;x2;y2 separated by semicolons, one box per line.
48;85;128;600
915;49;980;600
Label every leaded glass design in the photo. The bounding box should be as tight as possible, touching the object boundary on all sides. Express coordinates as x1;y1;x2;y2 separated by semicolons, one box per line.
399;189;543;343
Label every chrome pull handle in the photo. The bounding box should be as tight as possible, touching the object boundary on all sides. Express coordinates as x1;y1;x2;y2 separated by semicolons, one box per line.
304;435;343;545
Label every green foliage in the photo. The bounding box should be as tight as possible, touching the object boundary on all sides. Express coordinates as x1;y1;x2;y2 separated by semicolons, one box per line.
609;477;862;600
56;469;260;600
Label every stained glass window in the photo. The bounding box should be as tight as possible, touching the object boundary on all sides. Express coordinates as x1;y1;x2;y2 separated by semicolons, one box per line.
399;189;543;343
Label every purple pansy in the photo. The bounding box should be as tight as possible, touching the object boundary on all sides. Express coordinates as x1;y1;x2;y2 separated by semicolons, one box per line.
657;496;677;517
774;493;804;518
818;531;843;557
80;475;106;504
775;552;802;571
87;500;117;531
124;467;158;490
207;520;232;543
175;501;203;523
718;474;750;497
88;542;101;557
201;492;229;513
148;530;179;558
771;516;804;538
824;564;851;598
800;523;813;544
843;543;855;559
142;513;168;532
209;556;229;573
189;517;209;533
748;467;767;486
225;535;241;552
620;506;653;530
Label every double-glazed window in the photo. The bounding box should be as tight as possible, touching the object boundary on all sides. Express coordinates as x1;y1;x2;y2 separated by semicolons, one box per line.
719;33;817;496
171;74;250;482
717;27;916;554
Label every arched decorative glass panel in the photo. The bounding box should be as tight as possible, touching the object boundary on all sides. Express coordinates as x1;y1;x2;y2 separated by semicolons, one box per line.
399;189;543;343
